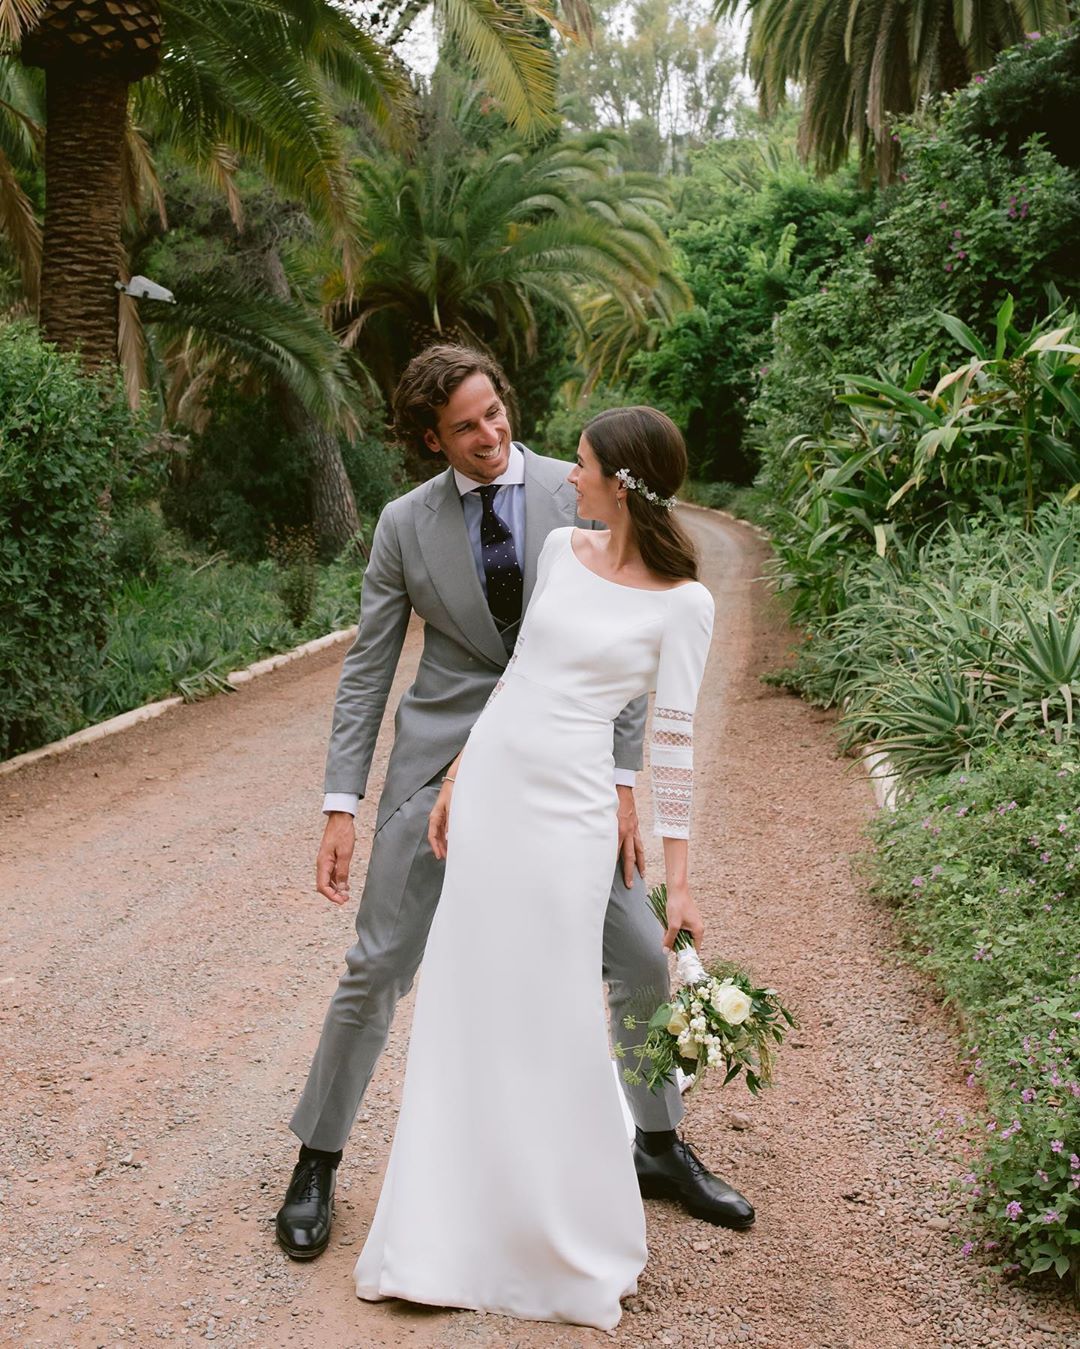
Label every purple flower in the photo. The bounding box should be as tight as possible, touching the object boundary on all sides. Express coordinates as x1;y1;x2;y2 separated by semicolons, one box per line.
1005;1201;1023;1220
960;1241;974;1256
984;1240;999;1251
1041;852;1051;863
953;229;963;238
939;200;949;210
1051;1139;1064;1153
1027;31;1042;39
1041;1211;1059;1223
1021;1088;1036;1103
945;264;953;273
912;876;926;888
1070;1154;1079;1169
956;251;967;260
973;75;985;84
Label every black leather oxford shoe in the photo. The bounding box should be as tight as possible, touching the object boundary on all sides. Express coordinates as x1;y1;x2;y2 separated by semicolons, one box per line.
275;1155;336;1259
634;1137;755;1230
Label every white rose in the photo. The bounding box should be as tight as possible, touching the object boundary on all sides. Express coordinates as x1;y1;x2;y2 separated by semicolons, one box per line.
712;984;752;1026
667;1008;690;1037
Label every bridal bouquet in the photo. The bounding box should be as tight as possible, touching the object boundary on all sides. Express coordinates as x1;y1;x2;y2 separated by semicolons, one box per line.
616;885;796;1097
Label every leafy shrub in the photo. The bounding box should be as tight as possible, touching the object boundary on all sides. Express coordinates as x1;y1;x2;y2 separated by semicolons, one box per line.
109;504;171;580
269;526;318;628
80;546;364;725
0;323;144;757
533;386;632;460
763;299;1080;634
164;381;404;561
632;148;873;482
869;745;1080;1287
753;70;1080;497
948;27;1080;169
775;502;1080;779
681;480;737;509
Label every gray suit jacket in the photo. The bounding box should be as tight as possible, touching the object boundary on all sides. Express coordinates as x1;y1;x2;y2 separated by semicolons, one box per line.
324;446;647;829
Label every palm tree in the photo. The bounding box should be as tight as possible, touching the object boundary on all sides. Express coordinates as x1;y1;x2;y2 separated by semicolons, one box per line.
329;87;689;402
1;0;572;550
714;0;1071;180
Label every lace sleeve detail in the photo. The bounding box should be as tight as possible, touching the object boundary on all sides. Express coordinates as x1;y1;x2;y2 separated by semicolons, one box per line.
650;587;714;839
651;708;695;838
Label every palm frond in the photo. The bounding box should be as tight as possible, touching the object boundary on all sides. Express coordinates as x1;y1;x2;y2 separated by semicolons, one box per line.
435;0;559;139
0;141;38;306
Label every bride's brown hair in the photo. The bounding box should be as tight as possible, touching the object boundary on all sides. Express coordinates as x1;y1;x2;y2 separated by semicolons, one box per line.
582;406;699;582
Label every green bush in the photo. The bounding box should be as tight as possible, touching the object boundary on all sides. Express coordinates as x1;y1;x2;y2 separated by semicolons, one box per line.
0;324;144;758
80;546;365;724
869;745;1080;1287
269;526;318;628
164;381;404;561
772;502;1080;779
948;28;1080;169
752;36;1080;499
632;147;873;483
109;504;171;580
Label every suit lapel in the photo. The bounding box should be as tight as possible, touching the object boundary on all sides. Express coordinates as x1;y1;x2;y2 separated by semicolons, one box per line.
522;448;576;605
416;469;507;667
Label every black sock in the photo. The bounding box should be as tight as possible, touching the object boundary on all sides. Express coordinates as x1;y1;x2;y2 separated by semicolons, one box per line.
635;1127;677;1156
299;1144;343;1168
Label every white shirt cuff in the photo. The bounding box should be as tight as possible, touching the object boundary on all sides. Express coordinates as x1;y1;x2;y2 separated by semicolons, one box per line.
323;792;359;815
613;769;637;789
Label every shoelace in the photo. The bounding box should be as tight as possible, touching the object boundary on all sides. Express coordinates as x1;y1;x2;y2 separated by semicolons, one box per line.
293;1159;330;1204
677;1140;707;1176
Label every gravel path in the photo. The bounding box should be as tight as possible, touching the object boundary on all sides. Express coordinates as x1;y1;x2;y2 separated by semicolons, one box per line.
1;509;1076;1349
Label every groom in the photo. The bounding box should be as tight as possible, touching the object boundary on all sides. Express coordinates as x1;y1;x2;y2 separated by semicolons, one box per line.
276;344;754;1258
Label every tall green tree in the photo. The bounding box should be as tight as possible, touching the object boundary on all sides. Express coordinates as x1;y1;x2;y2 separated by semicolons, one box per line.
715;0;1071;179
560;0;742;173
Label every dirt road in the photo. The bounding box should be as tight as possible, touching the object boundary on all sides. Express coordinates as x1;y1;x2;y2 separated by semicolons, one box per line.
1;510;1075;1349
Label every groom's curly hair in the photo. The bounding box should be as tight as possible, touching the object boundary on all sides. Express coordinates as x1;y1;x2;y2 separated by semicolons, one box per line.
392;345;513;453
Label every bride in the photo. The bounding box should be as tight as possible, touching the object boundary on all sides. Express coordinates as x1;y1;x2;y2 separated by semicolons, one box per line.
353;405;715;1331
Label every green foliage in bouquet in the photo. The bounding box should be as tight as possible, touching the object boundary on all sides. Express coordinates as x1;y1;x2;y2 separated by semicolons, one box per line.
616;885;796;1096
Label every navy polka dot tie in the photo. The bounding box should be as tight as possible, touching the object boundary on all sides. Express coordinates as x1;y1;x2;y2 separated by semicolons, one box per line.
475;484;523;636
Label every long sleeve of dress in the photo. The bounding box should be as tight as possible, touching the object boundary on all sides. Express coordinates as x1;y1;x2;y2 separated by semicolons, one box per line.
651;584;715;838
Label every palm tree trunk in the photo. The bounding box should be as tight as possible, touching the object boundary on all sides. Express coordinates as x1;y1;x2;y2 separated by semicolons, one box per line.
264;247;361;556
285;400;362;558
40;69;128;368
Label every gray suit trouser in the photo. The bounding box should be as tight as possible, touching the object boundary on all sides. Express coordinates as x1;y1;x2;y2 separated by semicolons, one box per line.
290;776;685;1152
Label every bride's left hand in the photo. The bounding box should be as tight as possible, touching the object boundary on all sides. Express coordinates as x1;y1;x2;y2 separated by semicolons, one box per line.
428;780;454;860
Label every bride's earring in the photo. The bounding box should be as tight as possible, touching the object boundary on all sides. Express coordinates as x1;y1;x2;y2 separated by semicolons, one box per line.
616;496;623;511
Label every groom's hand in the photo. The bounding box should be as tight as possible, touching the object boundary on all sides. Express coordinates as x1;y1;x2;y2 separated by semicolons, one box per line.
316;812;356;906
616;785;646;888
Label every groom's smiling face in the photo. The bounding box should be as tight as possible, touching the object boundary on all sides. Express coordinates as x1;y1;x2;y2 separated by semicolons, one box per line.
423;373;513;484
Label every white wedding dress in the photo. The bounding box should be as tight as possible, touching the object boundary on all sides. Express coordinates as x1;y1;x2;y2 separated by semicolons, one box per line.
354;527;715;1330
